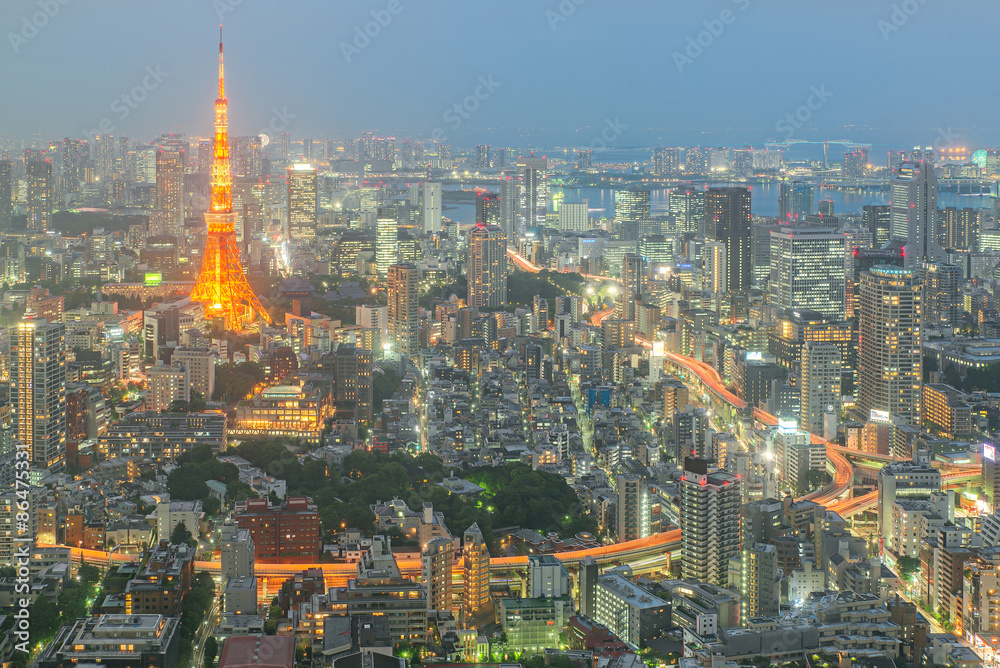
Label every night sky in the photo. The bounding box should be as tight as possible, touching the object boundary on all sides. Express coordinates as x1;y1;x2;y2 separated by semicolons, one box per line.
0;0;995;147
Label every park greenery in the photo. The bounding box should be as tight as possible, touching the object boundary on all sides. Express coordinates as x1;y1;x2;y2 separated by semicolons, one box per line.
176;440;598;552
213;361;266;403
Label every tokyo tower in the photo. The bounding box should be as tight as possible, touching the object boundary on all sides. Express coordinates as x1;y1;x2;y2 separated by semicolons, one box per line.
191;30;271;330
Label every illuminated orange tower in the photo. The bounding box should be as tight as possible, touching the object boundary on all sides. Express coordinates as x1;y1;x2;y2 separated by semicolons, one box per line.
191;30;271;330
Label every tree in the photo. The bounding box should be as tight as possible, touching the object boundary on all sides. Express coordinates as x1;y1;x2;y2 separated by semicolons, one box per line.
898;556;920;582
168;399;190;413
203;637;218;668
203;497;221;517
78;563;100;584
190;391;207;412
170;521;195;547
30;594;61;643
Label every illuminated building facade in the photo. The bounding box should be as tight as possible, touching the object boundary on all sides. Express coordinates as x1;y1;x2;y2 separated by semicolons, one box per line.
26;160;52;232
375;207;399;278
705;187;751;293
467;223;508;309
190;34;271;329
891;160;946;267
858;266;923;425
287;163;317;241
769;227;847;320
154;147;184;237
13;317;66;470
388;263;419;358
234;382;330;441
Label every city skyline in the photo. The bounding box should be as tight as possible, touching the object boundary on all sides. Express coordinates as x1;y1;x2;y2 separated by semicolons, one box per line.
0;1;998;146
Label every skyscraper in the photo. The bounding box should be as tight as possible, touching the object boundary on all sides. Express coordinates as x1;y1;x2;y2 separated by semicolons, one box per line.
60;138;88;195
858;266;923;425
558;201;589;232
375;207;399;278
387;263;419;359
516;156;547;233
778;180;814;222
614;188;650;223
287;163;318;241
0;160;12;229
475;191;501;227
12;317;66;470
680;457;741;586
800;341;842;437
616;473;649;541
768;227;847;320
705;187;752;293
419;182;442;234
921;262;962;329
669;189;705;235
154;147;184;237
891;160;945;267
26;160;52;232
467;223;508;309
500;176;517;237
704;241;727;296
619;253;645;321
863;204;891;248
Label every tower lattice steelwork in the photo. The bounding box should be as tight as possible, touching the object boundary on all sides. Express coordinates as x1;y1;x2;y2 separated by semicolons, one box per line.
191;30;271;330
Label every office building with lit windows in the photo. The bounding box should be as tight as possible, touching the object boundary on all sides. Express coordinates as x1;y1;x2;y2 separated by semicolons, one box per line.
669;189;705;235
891;160;946;267
375;207;399;278
681;457;741;586
287;163;318;241
778;180;814;222
705;187;751;293
13;317;66;470
858;266;923;425
388;263;419;358
26;160;52;232
614;188;650;223
769;227;847;320
467;223;508;309
234;382;329;441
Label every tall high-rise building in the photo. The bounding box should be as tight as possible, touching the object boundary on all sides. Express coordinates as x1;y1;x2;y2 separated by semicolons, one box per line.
778;180;814;222
387;263;419;359
680;457;741;586
463;523;491;622
614;189;650;223
60;138;88;195
154;147;184;237
473;144;491;170
616;473;649;541
467;223;508;309
843;147;869;179
516;156;547;233
769;227;847;320
12;317;66;470
418;182;442;234
704;241;727;296
476;191;501;227
921;262;961;329
669;189;705;235
800;341;842;437
26;160;53;232
863;204;891;248
375;207;399;278
939;207;980;250
858;266;923;425
94;134;115;181
891;160;945;267
619;253;645;321
423;536;453;614
0;160;12;229
558;201;589;232
652;147;681;175
287;164;318;241
500;177;517;237
705;187;752;293
332;344;373;424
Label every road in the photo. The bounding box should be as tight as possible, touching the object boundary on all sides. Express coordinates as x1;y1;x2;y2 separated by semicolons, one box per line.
191;599;218;668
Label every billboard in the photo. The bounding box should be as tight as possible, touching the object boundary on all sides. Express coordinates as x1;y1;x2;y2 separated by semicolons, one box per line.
985;444;995;462
869;409;890;423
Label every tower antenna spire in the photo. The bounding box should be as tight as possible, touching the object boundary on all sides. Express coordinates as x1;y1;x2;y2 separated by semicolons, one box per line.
218;26;225;99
